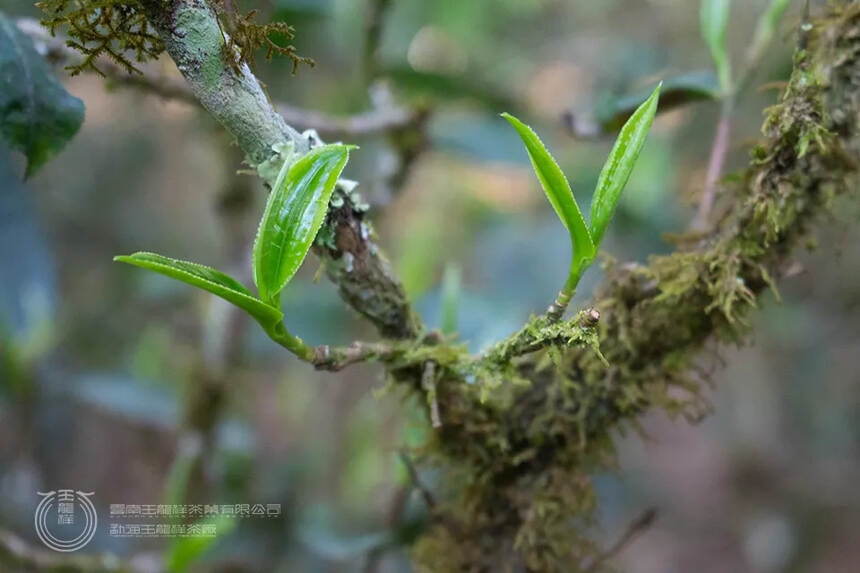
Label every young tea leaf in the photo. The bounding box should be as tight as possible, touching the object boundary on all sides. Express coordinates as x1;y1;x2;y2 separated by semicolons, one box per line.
114;252;282;327
700;0;732;93
0;14;84;177
502;113;594;264
253;144;352;305
589;83;661;247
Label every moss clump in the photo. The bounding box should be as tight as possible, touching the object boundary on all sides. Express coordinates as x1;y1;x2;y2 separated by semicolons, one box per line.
38;0;163;76
210;1;313;74
37;0;311;76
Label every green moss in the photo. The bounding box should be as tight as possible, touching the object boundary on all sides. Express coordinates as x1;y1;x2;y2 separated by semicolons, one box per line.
38;0;162;76
37;0;310;76
406;6;860;571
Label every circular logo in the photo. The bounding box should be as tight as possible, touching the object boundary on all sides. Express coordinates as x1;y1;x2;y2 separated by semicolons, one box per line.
34;490;98;552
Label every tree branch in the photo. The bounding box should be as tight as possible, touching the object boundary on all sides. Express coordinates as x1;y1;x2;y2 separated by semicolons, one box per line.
411;5;860;569
133;0;418;339
16;17;422;140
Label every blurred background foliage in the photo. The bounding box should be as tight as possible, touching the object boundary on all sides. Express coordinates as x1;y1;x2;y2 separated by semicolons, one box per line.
0;0;858;571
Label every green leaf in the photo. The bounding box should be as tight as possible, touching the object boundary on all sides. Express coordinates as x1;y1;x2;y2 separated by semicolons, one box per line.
114;252;282;328
700;0;732;93
589;83;661;247
165;514;236;573
748;0;792;66
567;71;719;138
0;14;84;177
501;113;594;265
253;144;352;305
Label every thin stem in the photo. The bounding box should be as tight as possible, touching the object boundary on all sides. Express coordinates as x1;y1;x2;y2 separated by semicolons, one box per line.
583;508;658;572
267;322;315;362
546;255;591;321
692;99;733;231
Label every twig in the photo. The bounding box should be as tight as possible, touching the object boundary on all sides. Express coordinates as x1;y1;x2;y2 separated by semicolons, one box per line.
15;18;421;139
362;0;392;83
583;508;658;572
422;361;442;428
0;529;134;573
692;101;733;230
310;340;396;371
397;451;436;509
276;102;423;137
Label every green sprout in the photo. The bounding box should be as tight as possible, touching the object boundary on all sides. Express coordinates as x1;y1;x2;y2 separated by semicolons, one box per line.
504;83;661;320
116;144;353;361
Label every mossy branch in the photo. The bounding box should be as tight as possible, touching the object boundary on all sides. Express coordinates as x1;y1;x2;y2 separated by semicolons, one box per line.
409;4;860;570
51;0;860;570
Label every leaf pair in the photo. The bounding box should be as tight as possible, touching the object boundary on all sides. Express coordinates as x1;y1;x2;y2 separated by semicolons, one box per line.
116;144;352;347
503;83;661;293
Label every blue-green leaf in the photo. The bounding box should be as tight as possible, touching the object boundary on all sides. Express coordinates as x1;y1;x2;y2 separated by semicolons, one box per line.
701;0;732;93
589;83;661;247
114;252;282;327
0;14;84;177
502;113;594;265
253;144;352;305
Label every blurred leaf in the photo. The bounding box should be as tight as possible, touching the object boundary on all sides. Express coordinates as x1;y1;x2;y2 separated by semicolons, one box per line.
165;515;237;573
568;71;719;138
0;13;84;177
589;84;661;247
440;263;461;335
502;113;594;271
163;439;196;507
700;0;732;92
253;144;352;306
298;505;392;560
0;147;56;342
114;252;283;328
384;66;517;110
747;0;792;67
63;373;178;428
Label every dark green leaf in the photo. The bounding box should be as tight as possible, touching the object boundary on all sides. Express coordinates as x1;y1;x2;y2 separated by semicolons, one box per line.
0;14;84;177
566;71;719;138
701;0;732;92
382;66;517;110
589;84;661;247
114;252;282;327
253;144;352;305
501;113;594;265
